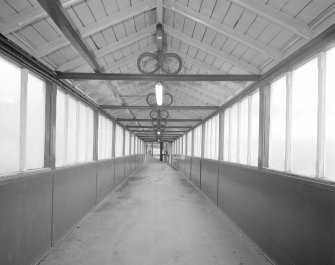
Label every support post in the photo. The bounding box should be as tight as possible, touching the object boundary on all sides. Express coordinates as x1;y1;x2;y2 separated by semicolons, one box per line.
160;141;163;161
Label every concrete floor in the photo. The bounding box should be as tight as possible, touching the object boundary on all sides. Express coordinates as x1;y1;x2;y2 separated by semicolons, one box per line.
40;158;272;265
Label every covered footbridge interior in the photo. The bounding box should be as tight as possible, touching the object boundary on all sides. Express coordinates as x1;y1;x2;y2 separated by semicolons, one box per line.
0;0;335;264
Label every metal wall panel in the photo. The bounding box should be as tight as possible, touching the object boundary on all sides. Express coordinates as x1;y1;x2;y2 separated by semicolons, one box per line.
0;171;53;265
184;156;192;180
124;156;131;177
114;157;125;186
53;163;97;244
218;162;335;265
130;155;136;173
97;159;115;203
190;157;201;189
200;159;218;204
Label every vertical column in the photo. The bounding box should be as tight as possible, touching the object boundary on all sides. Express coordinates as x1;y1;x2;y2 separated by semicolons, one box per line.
316;52;326;178
44;81;57;169
160;141;163;161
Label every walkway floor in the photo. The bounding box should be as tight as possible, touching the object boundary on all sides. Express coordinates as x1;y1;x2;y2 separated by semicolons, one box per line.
40;158;272;265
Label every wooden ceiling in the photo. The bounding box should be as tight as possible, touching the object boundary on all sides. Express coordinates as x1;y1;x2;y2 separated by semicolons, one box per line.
0;0;334;138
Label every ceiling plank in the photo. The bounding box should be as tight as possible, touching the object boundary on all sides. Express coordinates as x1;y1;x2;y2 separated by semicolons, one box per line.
164;0;281;60
30;0;155;58
164;25;260;74
105;44;157;72
32;36;70;58
80;0;156;38
229;0;313;39
95;25;156;58
156;0;163;24
0;0;84;35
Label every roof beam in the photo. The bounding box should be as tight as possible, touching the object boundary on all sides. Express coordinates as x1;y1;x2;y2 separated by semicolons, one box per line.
132;130;186;133
229;0;313;39
57;72;261;81
117;118;201;122
164;0;281;60
164;25;260;74
100;105;219;110
0;0;83;35
127;126;192;128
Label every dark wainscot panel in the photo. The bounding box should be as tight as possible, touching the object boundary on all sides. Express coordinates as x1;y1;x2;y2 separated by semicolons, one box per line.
0;170;53;265
114;157;125;187
218;162;335;265
53;163;97;244
97;159;115;203
200;159;218;205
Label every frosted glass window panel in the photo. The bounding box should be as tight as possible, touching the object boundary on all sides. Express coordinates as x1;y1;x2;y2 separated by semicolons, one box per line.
325;47;335;181
250;91;259;166
56;90;66;167
223;109;230;161
78;103;87;163
108;121;114;158
239;99;249;164
230;105;238;163
104;119;110;158
204;121;209;158
269;77;287;170
0;57;21;174
125;131;130;155
131;134;135;154
98;115;103;159
115;125;124;157
135;137;138;154
86;109;94;161
66;97;77;164
187;131;192;156
25;73;46;170
193;125;202;157
212;115;219;160
291;58;318;176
